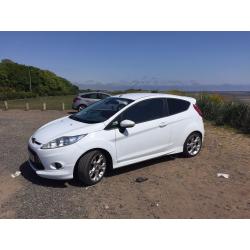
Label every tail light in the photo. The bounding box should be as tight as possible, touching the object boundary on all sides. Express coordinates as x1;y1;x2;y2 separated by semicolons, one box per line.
193;104;202;117
73;97;81;102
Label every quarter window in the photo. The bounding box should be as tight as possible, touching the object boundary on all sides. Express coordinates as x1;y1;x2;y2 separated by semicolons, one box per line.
120;98;166;124
167;98;190;115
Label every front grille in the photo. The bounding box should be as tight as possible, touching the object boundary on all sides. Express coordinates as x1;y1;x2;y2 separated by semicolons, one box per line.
28;146;45;170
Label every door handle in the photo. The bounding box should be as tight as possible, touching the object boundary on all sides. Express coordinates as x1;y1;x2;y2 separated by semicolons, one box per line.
159;122;167;128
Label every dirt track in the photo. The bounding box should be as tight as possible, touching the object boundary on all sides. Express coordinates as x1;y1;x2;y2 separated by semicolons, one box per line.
0;110;250;218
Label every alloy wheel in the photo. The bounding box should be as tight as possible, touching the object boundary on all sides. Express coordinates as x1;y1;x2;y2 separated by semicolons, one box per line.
89;153;106;182
78;105;86;111
186;134;201;156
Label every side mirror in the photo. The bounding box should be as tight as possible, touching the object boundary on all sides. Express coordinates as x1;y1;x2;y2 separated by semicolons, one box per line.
120;119;135;128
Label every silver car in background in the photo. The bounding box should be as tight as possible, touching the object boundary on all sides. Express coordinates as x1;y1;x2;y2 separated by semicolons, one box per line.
72;92;111;111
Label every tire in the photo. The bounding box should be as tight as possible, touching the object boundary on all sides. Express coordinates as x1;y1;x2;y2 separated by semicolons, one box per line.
182;132;202;158
78;104;87;112
77;150;107;186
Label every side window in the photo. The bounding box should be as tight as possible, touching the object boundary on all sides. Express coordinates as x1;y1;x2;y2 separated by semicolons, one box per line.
90;93;99;99
167;98;190;115
98;93;109;99
120;98;166;124
83;93;98;99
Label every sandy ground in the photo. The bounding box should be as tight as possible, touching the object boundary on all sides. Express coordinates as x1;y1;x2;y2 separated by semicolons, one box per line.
0;110;249;218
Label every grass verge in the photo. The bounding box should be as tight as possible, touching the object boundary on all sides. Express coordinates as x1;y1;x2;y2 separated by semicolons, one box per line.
0;95;75;110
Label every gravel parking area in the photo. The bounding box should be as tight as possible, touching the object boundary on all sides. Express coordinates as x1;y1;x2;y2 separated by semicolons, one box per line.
0;110;250;218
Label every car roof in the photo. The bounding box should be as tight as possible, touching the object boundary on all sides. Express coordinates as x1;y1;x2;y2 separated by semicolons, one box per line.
114;92;196;103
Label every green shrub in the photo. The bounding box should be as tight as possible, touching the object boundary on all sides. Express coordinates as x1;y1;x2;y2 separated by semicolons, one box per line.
197;93;250;134
0;88;37;101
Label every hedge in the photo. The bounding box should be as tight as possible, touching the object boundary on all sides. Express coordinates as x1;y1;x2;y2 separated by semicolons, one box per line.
197;94;250;134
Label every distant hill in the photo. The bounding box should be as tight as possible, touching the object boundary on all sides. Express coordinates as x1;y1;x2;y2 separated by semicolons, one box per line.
0;59;78;100
77;82;250;92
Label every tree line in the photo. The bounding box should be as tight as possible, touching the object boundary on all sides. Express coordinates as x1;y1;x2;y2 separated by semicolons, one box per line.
0;59;79;100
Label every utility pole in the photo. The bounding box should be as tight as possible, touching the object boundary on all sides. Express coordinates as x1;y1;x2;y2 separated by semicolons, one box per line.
28;67;32;92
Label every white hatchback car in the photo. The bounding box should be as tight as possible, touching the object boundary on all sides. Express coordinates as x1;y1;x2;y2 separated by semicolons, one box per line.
28;93;204;186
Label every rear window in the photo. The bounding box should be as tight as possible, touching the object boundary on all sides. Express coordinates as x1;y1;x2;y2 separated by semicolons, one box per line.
167;98;190;115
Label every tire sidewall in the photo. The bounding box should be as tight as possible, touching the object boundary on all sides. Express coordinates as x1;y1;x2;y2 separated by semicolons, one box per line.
77;150;107;186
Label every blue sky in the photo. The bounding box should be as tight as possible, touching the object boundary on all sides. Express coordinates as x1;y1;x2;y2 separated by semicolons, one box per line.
0;32;250;86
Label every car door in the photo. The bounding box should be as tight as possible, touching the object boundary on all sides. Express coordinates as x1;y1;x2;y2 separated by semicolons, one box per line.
165;98;191;149
114;98;172;164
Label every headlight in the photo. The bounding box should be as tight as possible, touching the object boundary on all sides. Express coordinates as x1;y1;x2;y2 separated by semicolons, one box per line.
41;134;86;149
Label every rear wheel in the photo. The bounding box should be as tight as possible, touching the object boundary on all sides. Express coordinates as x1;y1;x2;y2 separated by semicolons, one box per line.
183;132;202;157
78;104;87;112
77;150;107;186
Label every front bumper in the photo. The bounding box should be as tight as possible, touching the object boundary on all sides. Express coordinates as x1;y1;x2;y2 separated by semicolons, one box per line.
28;160;73;180
28;139;82;180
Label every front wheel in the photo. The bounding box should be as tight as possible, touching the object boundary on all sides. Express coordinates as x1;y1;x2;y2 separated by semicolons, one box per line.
77;150;107;186
182;132;202;157
78;104;87;112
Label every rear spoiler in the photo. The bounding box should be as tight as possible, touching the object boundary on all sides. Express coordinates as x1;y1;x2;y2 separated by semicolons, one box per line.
178;96;196;104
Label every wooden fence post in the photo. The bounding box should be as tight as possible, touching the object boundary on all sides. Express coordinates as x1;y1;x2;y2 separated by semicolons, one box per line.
42;102;46;111
25;102;29;111
4;101;8;110
62;102;65;111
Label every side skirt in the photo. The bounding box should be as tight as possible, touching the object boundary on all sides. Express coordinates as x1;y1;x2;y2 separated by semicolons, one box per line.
114;147;183;169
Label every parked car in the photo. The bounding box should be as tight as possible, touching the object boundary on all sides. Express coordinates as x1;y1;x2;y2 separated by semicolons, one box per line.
72;92;111;111
28;93;204;186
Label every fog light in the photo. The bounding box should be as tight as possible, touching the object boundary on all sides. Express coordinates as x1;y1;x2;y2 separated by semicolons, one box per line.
54;162;62;169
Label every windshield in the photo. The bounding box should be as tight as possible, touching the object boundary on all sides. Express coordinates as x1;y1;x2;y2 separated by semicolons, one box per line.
69;97;134;124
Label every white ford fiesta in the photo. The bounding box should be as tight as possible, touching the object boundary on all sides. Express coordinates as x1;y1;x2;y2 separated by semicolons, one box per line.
28;93;204;186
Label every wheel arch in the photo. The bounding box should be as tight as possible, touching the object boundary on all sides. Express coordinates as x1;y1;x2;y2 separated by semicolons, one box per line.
73;148;114;179
189;130;203;140
77;103;87;109
182;119;204;142
183;130;203;148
